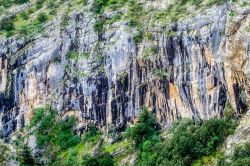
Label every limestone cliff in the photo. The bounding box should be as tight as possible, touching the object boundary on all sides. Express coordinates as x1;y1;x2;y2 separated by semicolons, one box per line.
0;0;249;139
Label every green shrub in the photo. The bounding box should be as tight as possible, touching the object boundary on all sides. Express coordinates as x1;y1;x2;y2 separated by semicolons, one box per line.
143;45;158;59
206;0;227;6
132;31;144;45
65;149;78;166
0;16;15;31
98;153;114;166
19;145;36;166
37;13;48;23
152;68;171;79
246;25;250;32
82;154;99;166
47;0;57;8
0;0;29;8
36;0;45;9
83;123;101;143
137;139;160;166
91;0;109;15
227;141;250;166
68;50;78;59
94;17;106;34
144;32;154;41
154;118;237;165
30;107;46;127
125;107;160;147
15;0;29;4
0;141;13;165
134;108;238;166
20;11;29;20
127;0;143;28
81;152;114;166
118;71;128;84
18;20;43;36
49;9;57;15
56;117;81;150
61;13;70;28
31;107;80;151
229;11;235;17
224;100;235;119
28;7;35;14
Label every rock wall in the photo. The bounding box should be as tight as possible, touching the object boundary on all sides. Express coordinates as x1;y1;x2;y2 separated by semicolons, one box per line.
0;2;250;139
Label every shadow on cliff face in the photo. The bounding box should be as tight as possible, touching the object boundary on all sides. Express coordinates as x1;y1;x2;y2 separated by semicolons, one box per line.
233;82;248;114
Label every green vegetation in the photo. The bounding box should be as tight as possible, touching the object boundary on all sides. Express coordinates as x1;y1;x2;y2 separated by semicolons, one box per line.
0;140;14;165
30;107;81;151
142;45;158;59
20;106;114;165
19;104;238;165
125;107;160;147
152;68;172;79
0;0;29;8
91;0;127;34
216;140;250;166
0;0;76;37
4;102;243;166
91;0;108;34
91;0;108;15
118;71;128;84
19;145;36;166
36;0;46;10
68;50;90;60
230;141;250;165
247;24;250;32
83;123;101;143
228;11;235;17
224;100;235;119
94;17;106;34
0;0;231;40
124;106;238;166
37;12;48;23
0;16;15;31
153;118;237;165
82;153;114;166
127;0;143;28
68;50;79;59
132;30;144;45
26;107;82;164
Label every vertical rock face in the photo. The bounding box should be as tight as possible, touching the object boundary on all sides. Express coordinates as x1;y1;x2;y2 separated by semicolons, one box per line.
0;2;249;138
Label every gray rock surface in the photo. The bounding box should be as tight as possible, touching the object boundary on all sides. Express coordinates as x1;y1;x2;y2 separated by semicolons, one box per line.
0;1;249;139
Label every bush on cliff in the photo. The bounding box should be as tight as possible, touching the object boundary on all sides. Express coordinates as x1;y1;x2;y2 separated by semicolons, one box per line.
19;145;36;166
31;107;80;151
0;16;15;32
81;152;114;166
128;107;238;166
154;118;237;165
83;123;101;143
0;0;29;8
0;140;13;165
231;141;250;165
125;107;160;148
37;13;48;23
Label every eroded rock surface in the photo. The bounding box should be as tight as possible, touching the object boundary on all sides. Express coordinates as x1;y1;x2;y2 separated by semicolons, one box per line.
0;1;249;139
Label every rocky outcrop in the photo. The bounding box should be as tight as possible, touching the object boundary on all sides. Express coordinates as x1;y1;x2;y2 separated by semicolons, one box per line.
225;111;250;156
0;1;249;139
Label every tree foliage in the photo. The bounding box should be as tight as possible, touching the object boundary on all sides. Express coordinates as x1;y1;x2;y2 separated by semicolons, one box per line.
19;145;35;166
132;109;238;166
30;107;81;163
0;140;13;165
125;107;160;147
82;153;114;166
219;141;250;166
